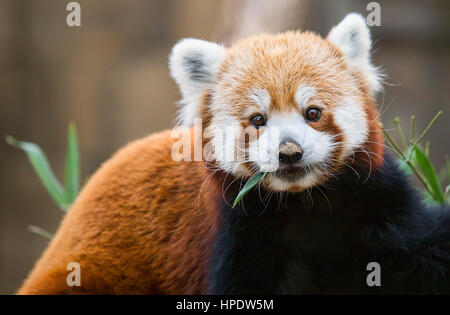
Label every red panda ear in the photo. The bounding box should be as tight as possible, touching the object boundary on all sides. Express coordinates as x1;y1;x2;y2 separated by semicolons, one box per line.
327;13;382;95
169;38;226;126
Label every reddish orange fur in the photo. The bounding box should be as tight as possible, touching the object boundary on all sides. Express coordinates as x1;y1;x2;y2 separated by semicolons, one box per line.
18;130;220;294
223;32;350;119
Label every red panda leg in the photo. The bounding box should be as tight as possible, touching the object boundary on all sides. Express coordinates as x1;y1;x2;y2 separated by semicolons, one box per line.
17;265;114;295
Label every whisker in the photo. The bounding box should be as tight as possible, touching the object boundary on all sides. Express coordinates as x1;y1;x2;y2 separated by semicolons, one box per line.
316;185;332;211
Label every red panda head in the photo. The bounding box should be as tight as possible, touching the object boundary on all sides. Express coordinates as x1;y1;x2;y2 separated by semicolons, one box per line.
169;13;384;192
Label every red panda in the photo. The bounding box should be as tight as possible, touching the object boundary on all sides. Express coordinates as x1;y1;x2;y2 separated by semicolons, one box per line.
18;13;450;294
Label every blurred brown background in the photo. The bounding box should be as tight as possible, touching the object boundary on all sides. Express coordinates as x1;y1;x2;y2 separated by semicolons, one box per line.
0;0;449;294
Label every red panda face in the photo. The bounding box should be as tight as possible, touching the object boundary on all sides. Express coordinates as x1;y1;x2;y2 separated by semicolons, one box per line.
170;14;384;192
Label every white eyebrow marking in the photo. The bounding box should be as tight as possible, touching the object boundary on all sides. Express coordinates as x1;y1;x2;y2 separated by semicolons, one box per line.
295;84;316;108
249;88;271;111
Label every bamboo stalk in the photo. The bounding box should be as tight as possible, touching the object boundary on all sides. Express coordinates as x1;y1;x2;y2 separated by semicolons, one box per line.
383;130;433;197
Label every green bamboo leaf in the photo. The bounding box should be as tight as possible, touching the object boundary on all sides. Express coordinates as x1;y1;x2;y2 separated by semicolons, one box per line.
438;164;449;185
393;117;408;150
398;146;415;176
398;160;413;176
414;145;445;204
5;135;68;211
233;172;265;208
64;123;80;205
28;225;54;240
413;110;442;146
424;142;430;157
409;115;415;144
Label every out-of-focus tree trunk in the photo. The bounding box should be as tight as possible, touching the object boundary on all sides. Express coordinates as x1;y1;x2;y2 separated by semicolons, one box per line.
214;0;310;45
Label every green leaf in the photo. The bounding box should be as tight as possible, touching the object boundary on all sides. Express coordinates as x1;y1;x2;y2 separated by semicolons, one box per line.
392;117;408;150
5;135;68;211
414;145;445;204
446;185;450;194
233;172;265;208
64;123;80;205
404;145;417;164
28;225;54;240
398;146;416;176
398;159;413;176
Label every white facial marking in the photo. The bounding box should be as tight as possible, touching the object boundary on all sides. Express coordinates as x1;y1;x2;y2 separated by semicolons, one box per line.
247;110;335;191
267;171;318;192
247;126;280;173
333;97;368;155
210;115;241;172
249;89;271;112
268;111;333;164
295;84;316;109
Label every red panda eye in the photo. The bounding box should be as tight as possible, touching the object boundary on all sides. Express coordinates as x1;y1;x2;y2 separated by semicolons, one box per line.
250;114;266;129
306;108;321;122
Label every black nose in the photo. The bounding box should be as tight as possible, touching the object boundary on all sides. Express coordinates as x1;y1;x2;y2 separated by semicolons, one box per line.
279;151;303;164
278;139;303;164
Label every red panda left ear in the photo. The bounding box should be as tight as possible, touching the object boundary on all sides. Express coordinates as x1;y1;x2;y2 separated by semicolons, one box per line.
327;13;382;95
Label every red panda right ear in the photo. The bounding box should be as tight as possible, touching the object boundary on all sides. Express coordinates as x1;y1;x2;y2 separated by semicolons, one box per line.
169;38;226;126
327;13;382;96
